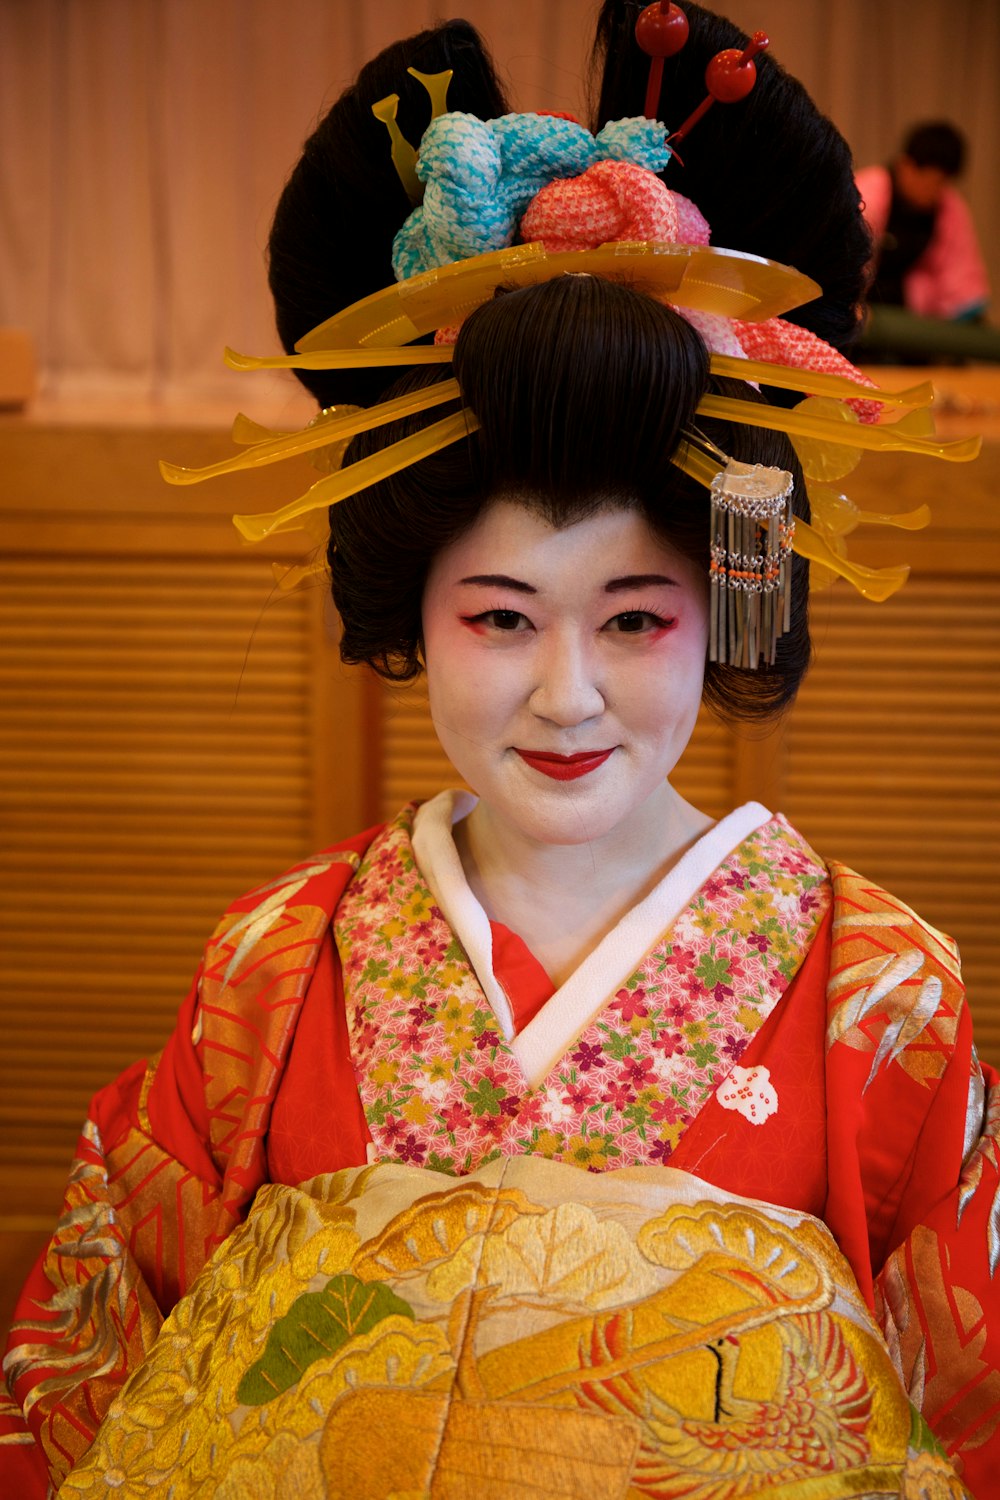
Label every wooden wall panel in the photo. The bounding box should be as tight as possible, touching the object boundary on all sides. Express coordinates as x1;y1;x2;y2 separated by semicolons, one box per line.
783;577;1000;1062
0;421;370;1240
3;556;313;1157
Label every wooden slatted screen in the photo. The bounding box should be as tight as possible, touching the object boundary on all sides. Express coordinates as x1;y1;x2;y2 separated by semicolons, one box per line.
783;576;1000;1062
3;555;323;1162
0;423;369;1242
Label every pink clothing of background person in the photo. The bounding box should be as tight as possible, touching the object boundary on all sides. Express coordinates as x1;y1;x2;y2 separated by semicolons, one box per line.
856;161;989;322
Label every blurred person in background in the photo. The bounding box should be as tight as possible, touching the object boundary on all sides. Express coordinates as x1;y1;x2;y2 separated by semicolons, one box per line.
857;120;989;325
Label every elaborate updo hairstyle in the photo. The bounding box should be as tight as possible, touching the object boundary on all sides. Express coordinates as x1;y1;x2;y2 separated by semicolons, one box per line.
267;3;871;724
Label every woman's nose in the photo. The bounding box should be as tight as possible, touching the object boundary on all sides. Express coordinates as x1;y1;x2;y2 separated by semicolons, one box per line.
528;632;605;726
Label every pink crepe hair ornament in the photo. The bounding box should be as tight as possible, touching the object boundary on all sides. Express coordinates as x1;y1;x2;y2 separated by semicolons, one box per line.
434;167;879;423
672;192;711;246
731;318;882;423
680;308;749;360
519;161;680;252
432;172;711;346
519;162;710;253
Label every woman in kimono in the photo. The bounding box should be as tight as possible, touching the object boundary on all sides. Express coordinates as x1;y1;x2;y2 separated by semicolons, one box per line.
3;5;997;1496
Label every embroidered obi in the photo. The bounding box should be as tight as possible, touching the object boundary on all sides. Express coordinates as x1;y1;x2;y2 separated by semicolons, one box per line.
336;805;830;1175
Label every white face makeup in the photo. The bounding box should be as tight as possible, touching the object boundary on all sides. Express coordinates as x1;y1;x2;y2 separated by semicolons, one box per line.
421;500;710;854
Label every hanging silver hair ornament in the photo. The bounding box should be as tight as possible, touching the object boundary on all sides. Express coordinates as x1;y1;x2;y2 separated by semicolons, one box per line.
709;459;794;668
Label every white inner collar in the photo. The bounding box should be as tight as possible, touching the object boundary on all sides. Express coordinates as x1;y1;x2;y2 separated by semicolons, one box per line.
412;791;771;1088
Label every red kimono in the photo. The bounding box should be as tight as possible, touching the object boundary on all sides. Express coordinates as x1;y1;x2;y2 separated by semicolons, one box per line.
2;808;998;1495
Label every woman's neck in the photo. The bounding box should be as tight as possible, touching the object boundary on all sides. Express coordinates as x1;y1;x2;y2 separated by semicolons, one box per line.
453;783;714;987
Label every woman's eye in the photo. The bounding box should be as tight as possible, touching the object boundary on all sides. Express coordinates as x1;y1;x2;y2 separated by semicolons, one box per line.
467;609;529;632
608;611;672;634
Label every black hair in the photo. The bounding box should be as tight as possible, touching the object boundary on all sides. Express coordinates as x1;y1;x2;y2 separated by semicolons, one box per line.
592;0;870;357
329;275;811;724
268;20;509;411
264;4;877;721
902;121;966;178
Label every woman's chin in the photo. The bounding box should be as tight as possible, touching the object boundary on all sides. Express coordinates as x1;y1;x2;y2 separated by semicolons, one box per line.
471;772;678;852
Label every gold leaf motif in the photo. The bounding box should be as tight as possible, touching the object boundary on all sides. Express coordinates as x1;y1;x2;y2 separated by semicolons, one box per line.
425;1203;660;1310
351;1181;544;1281
826;863;964;1084
880;1225;1000;1455
56;1162;952;1497
289;1219;362;1288
638;1201;832;1310
901;1448;969;1499
632;1312;878;1484
212;1440;326;1500
291;1316;454;1412
286;1192;356;1259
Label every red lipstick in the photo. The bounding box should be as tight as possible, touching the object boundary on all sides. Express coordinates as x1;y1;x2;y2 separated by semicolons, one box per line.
514;748;614;781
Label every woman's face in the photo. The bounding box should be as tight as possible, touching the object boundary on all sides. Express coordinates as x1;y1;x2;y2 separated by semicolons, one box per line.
421;499;709;850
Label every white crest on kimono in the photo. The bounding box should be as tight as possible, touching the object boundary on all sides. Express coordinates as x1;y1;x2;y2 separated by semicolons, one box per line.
716;1064;778;1125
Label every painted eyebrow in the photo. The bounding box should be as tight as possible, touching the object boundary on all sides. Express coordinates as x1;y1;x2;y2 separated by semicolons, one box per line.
605;574;679;593
457;571;679;595
459;574;537;594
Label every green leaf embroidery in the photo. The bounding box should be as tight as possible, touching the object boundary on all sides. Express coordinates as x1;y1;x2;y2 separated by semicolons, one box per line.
603;1032;635;1061
694;952;733;990
366;1095;392;1126
908;1405;950;1459
464;1077;506;1116
237;1274;413;1406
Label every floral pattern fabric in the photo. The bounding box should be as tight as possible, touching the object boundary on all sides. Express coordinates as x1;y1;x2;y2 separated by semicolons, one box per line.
337;807;830;1175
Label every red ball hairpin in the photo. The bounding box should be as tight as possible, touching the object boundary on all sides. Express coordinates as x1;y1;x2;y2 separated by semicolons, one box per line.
634;2;690;119
635;3;769;155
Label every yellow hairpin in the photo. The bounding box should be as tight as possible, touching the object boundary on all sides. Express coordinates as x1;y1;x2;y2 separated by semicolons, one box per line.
162;239;980;602
371;68;454;205
160;381;461;485
289;242;821;354
232;411;477;542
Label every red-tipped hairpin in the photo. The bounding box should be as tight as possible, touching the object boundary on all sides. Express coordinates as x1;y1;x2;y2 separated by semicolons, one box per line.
668;31;770;148
634;2;690;120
